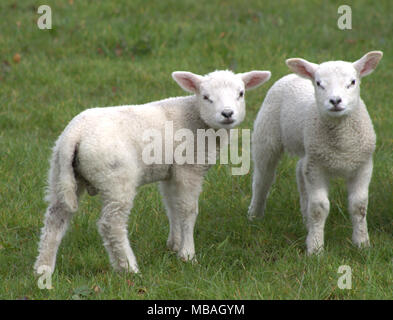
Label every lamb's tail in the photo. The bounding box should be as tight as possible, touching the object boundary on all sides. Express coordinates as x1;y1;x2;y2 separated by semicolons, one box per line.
45;128;80;213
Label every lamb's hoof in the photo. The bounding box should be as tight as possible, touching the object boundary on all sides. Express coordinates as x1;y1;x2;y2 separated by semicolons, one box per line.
113;262;139;274
34;264;53;277
306;246;324;256
354;238;370;249
247;208;265;221
180;256;198;265
167;240;180;253
121;267;140;274
178;251;196;263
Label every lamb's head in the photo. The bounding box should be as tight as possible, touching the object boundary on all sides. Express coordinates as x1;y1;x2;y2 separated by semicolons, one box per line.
172;70;271;129
286;51;383;118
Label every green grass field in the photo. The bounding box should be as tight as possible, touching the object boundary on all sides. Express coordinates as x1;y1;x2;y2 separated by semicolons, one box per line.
0;0;392;299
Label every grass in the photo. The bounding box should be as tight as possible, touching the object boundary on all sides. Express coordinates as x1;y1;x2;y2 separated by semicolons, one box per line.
0;0;392;299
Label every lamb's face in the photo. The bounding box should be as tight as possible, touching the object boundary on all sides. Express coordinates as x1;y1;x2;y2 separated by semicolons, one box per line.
286;51;383;118
198;72;246;129
172;70;271;129
313;62;360;118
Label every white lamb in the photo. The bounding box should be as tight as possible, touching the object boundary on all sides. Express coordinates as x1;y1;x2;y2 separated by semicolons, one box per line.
34;69;271;274
248;51;383;254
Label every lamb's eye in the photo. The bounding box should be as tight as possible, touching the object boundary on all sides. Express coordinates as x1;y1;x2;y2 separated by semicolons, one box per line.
316;80;324;89
203;95;211;102
239;91;244;98
347;79;356;88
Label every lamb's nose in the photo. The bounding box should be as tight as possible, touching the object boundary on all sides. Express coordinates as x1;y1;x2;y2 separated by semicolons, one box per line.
329;97;342;106
221;109;234;118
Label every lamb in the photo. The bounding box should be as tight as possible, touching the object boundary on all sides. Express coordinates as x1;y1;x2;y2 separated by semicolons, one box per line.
34;69;271;274
248;51;383;254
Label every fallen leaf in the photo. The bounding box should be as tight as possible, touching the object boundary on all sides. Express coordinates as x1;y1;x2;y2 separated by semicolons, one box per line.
13;53;21;64
92;285;101;293
115;48;122;57
137;287;147;295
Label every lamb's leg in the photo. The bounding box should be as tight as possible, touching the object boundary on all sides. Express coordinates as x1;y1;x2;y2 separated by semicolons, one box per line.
160;171;203;261
160;181;181;252
248;149;282;220
97;191;139;273
296;158;308;223
34;203;74;275
178;198;199;262
304;164;330;255
34;183;84;275
347;159;372;248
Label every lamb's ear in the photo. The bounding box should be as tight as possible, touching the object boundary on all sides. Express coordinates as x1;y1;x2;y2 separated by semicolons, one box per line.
286;58;318;80
240;71;271;90
353;51;383;78
172;71;203;93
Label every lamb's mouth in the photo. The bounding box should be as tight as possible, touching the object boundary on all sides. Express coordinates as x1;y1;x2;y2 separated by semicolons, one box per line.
220;118;235;125
329;106;345;112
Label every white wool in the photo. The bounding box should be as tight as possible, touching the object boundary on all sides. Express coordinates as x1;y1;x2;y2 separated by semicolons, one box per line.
249;51;382;254
34;69;271;274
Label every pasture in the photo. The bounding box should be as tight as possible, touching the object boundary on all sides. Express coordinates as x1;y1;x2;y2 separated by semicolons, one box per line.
0;0;392;299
